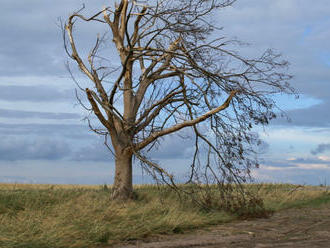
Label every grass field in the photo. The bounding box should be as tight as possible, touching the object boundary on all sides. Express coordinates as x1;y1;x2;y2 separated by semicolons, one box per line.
0;183;329;248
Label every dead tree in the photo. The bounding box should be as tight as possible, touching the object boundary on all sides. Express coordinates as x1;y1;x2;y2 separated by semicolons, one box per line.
64;0;294;200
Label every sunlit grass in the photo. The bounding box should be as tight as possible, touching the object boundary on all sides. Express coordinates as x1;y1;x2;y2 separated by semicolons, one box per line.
255;183;330;210
0;183;329;248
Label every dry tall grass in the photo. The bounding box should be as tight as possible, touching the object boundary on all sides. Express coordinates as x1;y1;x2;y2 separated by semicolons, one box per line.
0;183;329;248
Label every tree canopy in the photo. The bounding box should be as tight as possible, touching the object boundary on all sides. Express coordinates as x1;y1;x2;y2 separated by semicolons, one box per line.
64;0;294;200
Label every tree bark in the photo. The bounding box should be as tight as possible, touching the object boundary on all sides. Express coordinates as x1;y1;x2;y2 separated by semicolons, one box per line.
112;150;133;200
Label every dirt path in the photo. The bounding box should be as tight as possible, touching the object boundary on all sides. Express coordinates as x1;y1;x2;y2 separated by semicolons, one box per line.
117;205;330;248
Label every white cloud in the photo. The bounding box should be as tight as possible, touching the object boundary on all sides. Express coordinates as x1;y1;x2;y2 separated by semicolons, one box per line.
252;166;330;185
260;127;330;144
295;163;330;170
318;156;330;162
259;165;295;171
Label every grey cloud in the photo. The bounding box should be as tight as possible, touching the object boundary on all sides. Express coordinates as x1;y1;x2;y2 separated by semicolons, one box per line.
1;0;330;115
0;123;110;165
147;133;195;160
0;85;74;102
287;157;329;164
261;156;330;169
148;132;269;160
0;122;114;162
0;27;65;77
254;167;330;185
0;108;80;120
260;157;330;173
260;160;295;168
272;100;330;127
0;136;71;161
218;0;330;126
0;123;95;140
311;144;330;155
1;0;330;185
72;143;114;162
0;0;112;77
0;122;191;162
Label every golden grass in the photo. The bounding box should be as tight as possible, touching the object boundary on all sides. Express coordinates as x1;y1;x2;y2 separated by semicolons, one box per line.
0;184;232;248
0;183;329;248
255;183;330;210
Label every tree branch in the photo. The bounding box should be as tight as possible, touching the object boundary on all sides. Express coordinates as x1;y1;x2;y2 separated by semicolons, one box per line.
136;90;238;150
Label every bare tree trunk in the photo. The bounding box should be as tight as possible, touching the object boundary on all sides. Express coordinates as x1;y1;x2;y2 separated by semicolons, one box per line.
112;150;133;200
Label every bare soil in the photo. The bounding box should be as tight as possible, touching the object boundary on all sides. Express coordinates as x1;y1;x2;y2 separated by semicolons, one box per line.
117;205;330;248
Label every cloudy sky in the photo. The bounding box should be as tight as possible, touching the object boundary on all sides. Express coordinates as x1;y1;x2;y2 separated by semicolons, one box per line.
1;0;329;185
